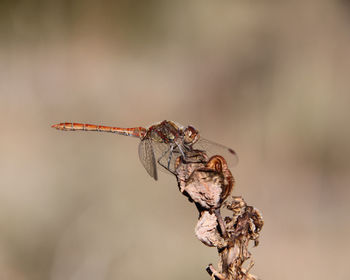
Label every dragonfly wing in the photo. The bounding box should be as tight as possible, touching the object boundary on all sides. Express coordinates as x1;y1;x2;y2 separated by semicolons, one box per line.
151;142;180;175
138;139;158;180
192;138;239;167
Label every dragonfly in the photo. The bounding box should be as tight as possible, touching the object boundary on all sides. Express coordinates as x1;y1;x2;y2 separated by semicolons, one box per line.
51;120;238;180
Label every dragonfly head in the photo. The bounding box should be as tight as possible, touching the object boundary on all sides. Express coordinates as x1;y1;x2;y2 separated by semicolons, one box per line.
183;125;200;146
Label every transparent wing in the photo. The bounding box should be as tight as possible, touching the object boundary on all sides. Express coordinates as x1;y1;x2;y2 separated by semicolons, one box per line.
151;141;181;175
138;139;158;180
192;138;239;167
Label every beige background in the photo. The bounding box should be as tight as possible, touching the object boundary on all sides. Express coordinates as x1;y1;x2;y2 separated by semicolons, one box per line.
0;1;349;279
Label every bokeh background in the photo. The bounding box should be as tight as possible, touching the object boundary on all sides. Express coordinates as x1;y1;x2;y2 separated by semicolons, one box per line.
1;1;349;279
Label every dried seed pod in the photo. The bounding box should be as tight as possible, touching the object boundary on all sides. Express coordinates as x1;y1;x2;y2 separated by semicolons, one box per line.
195;211;227;248
179;155;234;210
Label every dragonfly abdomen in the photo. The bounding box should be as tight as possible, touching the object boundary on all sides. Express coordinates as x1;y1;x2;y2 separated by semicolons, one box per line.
51;122;147;138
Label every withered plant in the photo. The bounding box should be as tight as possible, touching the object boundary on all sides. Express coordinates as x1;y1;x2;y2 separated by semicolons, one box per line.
174;150;263;280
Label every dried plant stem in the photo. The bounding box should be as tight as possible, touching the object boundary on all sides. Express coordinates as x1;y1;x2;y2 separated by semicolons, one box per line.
174;151;264;280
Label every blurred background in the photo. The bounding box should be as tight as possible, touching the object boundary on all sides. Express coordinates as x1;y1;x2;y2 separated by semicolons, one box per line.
1;0;349;279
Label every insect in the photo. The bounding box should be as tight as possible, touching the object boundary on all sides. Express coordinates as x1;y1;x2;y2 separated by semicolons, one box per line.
51;120;238;180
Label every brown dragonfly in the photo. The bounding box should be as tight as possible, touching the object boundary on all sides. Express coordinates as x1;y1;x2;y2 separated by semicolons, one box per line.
51;120;238;180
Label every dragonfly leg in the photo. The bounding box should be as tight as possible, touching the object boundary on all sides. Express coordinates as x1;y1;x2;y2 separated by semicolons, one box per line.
157;145;171;163
157;159;176;176
156;145;177;175
176;143;186;159
167;145;174;170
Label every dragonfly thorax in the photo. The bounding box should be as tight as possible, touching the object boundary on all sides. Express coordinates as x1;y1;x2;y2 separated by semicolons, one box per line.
146;120;182;144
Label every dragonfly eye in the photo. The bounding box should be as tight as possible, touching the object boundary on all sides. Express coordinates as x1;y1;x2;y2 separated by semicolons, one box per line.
184;126;199;145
